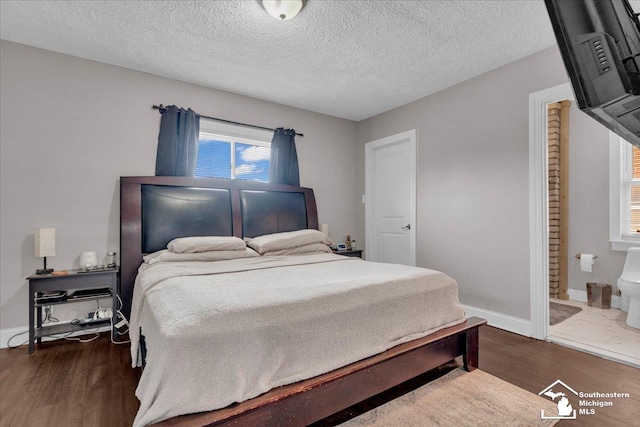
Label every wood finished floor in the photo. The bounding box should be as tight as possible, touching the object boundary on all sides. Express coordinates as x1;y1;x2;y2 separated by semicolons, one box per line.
0;326;638;426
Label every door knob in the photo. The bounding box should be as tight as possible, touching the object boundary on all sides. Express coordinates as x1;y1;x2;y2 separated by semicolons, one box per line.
401;224;411;230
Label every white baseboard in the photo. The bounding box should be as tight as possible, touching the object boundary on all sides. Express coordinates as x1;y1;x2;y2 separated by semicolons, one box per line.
1;323;111;350
462;304;532;337
567;289;622;309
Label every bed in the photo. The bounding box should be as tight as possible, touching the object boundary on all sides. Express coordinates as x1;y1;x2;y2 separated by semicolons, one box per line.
119;176;486;427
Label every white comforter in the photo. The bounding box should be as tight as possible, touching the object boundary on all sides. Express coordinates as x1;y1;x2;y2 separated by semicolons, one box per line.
130;253;466;426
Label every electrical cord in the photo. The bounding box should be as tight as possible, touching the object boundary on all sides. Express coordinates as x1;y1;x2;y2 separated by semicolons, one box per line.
6;330;29;349
8;299;118;349
6;327;102;348
110;294;131;345
63;329;100;343
7;305;59;348
7;306;59;348
8;295;132;349
42;306;59;324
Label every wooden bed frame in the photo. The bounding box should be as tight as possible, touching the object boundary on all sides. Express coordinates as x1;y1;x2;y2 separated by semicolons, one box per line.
120;176;318;319
119;176;486;427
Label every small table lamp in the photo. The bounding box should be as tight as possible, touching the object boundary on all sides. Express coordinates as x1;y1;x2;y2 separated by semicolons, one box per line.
34;228;55;274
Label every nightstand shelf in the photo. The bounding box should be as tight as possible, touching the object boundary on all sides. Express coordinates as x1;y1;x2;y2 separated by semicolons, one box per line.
27;268;119;354
34;290;112;307
333;249;364;258
33;319;111;339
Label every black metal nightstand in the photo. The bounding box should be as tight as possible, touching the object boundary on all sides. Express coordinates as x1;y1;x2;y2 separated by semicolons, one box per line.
27;268;119;354
333;249;364;259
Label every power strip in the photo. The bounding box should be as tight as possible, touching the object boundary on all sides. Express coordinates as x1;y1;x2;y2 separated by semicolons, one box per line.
94;308;113;319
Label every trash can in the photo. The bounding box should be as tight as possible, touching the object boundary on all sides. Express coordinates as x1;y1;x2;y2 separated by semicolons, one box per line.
586;283;612;309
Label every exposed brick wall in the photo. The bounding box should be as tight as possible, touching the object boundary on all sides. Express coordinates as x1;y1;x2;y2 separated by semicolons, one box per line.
547;101;570;299
548;103;561;298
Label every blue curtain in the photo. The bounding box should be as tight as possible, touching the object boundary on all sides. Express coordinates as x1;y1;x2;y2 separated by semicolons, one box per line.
269;128;300;186
155;105;200;176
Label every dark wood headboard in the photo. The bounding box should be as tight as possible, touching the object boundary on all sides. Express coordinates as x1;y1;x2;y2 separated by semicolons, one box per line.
119;176;318;318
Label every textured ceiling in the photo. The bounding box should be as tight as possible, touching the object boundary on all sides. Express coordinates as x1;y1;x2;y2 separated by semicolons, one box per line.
0;1;596;120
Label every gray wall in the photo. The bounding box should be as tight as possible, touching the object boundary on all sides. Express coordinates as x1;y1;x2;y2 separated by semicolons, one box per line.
0;40;358;330
567;103;626;293
1;38;626;333
357;46;581;320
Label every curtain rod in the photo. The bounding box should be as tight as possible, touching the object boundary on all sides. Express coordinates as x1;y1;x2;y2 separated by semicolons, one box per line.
152;105;304;137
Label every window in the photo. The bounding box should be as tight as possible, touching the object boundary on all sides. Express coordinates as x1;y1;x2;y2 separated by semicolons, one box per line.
609;132;640;250
622;142;640;234
195;119;272;182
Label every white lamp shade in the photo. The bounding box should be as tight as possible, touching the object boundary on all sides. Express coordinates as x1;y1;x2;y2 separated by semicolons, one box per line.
34;228;55;258
261;0;305;21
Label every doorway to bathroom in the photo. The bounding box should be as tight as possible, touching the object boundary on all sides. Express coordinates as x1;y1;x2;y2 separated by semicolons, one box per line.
529;83;640;368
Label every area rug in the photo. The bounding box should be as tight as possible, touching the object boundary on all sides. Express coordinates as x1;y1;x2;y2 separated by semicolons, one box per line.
550;301;582;326
340;369;558;427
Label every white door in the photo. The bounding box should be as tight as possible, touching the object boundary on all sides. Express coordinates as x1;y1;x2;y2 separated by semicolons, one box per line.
365;130;416;265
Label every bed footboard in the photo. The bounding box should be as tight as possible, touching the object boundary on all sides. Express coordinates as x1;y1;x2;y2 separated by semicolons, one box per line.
152;316;486;427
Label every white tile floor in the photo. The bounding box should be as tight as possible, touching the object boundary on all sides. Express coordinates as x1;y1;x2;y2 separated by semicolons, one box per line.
548;299;640;368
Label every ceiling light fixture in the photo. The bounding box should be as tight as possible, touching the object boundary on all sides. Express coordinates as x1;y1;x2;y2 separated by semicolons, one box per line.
258;0;306;21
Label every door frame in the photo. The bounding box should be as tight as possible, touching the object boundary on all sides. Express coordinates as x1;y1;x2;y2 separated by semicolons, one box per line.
529;82;574;339
364;129;417;266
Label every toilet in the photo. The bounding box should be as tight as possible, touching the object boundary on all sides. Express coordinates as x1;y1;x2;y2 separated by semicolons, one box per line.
617;247;640;329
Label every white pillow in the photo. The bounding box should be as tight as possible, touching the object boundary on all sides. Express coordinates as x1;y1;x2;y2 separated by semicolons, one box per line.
246;229;333;255
261;243;333;256
144;248;259;264
167;236;246;253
